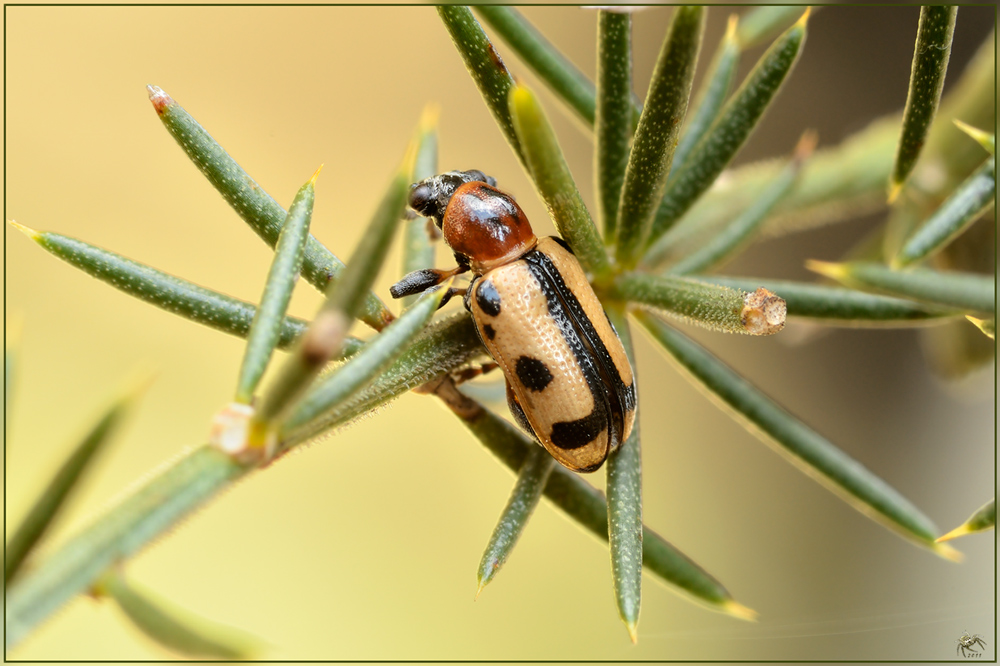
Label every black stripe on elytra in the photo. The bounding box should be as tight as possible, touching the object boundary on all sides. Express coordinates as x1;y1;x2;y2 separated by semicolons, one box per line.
551;236;574;255
523;246;634;450
482;323;496;341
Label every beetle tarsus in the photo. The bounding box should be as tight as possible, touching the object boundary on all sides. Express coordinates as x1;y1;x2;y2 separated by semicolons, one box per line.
390;265;468;299
438;286;467;310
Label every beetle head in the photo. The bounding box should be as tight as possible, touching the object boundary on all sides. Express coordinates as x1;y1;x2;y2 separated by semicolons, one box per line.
408;170;497;226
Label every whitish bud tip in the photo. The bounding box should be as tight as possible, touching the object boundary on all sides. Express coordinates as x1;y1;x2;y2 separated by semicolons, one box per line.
146;85;174;114
742;288;786;335
209;402;262;464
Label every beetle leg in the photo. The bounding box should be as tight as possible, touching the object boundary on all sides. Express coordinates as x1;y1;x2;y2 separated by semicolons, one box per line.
389;265;469;299
425;217;442;240
449;361;500;386
437;286;467;310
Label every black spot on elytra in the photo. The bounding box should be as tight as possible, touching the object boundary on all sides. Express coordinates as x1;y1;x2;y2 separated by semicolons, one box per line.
550;409;607;450
475;280;502;317
515;356;553;392
482;324;496;340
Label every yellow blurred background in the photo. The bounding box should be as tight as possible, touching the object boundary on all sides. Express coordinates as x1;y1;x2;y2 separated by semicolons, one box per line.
4;5;995;660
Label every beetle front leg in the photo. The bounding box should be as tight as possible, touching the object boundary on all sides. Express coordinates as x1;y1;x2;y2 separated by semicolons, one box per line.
389;265;469;299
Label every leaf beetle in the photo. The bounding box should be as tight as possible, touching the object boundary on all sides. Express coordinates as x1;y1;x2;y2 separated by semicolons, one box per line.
391;170;635;473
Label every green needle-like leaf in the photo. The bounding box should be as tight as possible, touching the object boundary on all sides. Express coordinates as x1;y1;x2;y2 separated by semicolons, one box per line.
476;445;555;597
5;315;484;650
509;85;610;278
615;272;786;336
656;132;810;272
661;115;897;254
235;168;319;404
98;570;263;659
647;10;808;250
146;86;392;331
6;447;246;650
670;15;740;180
966;315;995;339
596;9;634;242
325;158;412;319
636;312;960;561
615;6;705;267
953;120;995;155
438;6;524;166
937;499;995;542
8;223;361;356
5;374;147;584
402;106;441;307
282;313;485;444
700;275;960;327
605;308;642;643
475;6;613;129
256;148;413;426
888;7;958;203
735;6;808;50
893;156;995;268
453;398;753;619
807;260;995;316
277;284;451;453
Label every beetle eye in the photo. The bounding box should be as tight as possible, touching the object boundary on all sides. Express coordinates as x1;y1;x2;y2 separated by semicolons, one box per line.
464;169;488;184
408;183;435;217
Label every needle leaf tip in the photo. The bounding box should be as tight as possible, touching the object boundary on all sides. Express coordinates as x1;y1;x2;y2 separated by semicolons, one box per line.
953;120;995;154
966;316;995;339
722;600;759;622
804;259;847;280
936;525;972;543
146;84;173;114
420;103;442;132
931;542;964;562
8;219;39;240
887;181;904;204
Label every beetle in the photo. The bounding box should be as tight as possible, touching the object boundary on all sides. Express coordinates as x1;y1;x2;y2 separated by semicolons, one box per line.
390;170;635;473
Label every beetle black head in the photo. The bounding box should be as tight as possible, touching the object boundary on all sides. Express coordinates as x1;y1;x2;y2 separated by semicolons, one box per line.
408;170;497;227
